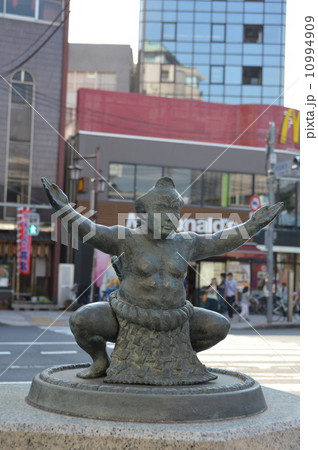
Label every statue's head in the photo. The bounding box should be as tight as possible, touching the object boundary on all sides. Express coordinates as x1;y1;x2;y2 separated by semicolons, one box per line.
135;177;184;238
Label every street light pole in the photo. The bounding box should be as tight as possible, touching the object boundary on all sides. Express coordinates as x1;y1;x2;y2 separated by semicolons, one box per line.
266;122;276;324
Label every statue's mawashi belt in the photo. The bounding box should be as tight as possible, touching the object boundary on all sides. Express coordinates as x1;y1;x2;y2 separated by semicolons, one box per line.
109;293;193;332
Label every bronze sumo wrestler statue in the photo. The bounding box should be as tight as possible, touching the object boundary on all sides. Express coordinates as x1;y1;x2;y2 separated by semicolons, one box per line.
42;176;282;385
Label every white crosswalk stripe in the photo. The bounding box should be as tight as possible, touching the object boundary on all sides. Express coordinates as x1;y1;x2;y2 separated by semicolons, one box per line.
198;334;300;396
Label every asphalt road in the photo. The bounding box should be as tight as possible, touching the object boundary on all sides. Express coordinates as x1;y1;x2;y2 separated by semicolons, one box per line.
0;325;300;396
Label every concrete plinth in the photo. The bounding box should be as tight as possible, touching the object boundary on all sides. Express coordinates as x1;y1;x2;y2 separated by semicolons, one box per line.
0;382;299;449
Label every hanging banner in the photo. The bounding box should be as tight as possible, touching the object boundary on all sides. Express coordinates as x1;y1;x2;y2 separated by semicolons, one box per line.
17;208;32;275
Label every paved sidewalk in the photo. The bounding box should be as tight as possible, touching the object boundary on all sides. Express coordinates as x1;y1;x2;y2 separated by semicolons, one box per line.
0;309;299;329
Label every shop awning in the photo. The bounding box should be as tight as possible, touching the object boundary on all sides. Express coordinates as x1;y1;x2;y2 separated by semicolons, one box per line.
220;243;267;260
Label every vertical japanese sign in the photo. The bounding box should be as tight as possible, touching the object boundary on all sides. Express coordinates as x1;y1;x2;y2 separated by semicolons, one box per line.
17;208;32;275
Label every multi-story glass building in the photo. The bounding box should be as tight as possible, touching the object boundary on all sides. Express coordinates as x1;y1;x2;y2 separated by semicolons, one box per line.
138;0;286;104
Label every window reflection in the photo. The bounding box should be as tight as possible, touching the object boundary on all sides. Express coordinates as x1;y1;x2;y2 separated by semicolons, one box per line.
109;164;135;200
228;174;253;207
277;180;297;227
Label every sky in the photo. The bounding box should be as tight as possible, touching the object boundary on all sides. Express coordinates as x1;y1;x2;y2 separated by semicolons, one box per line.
68;0;311;112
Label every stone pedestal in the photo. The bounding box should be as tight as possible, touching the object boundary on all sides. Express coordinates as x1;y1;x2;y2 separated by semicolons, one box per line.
0;383;299;449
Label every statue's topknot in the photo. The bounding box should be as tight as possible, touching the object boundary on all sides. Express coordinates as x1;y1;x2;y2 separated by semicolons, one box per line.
135;177;184;214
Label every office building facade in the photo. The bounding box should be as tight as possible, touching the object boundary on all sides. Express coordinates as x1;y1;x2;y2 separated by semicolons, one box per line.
138;0;286;104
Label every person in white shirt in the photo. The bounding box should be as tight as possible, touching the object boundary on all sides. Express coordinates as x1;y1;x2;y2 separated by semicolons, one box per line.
240;286;252;320
225;272;238;319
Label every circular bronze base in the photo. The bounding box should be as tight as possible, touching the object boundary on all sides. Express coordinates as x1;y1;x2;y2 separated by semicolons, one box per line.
27;364;267;422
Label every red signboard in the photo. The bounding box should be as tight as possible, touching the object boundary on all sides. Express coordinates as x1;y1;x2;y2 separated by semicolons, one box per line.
17;208;32;275
76;89;300;151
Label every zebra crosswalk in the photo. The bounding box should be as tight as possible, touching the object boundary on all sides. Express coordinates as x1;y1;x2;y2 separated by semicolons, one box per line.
198;334;300;395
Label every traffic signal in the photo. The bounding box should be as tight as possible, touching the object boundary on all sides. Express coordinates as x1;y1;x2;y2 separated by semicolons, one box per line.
27;213;40;236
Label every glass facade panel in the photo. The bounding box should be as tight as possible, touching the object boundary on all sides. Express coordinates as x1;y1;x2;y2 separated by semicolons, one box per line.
177;11;193;22
263;44;281;55
193;54;209;64
245;2;264;13
211;43;225;54
242;85;262;96
227;13;243;23
263;67;280;85
211;85;224;95
178;1;194;11
164;0;177;11
193;42;210;53
242;66;262;85
109;164;135;200
210;66;224;84
226;24;243;42
147;11;162;21
194;12;210;23
226;43;243;53
0;0;3;13
195;1;211;12
225;66;242;85
225;54;242;65
244;14;264;24
147;1;162;10
225;85;241;95
163;22;176;40
264;25;281;44
211;24;225;42
145;22;161;40
265;3;282;13
262;86;280;97
177;23;194;41
229;173;253;207
176;53;192;64
227;2;244;13
263;55;281;66
242;96;261;104
212;12;226;22
213;2;227;12
264;14;282;25
163;10;177;21
243;55;262;66
211;54;225;64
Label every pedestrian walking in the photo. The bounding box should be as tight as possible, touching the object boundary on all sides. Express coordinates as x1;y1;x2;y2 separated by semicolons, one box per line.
217;273;228;314
225;272;238;319
202;278;221;312
240;286;251;321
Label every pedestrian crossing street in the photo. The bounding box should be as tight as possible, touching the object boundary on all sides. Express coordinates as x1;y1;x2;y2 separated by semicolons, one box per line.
198;334;300;396
45;327;300;396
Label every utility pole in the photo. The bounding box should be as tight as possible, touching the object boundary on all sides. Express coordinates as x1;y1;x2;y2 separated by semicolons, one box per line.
266;122;276;324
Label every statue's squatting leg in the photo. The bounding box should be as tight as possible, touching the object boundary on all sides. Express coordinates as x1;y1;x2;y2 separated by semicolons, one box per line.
189;307;230;353
70;303;229;379
69;302;119;379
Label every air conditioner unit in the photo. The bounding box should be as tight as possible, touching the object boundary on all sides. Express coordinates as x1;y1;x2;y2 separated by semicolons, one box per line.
57;263;74;309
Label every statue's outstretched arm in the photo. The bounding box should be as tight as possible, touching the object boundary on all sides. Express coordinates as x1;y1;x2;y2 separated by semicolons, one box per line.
189;202;283;261
41;177;119;255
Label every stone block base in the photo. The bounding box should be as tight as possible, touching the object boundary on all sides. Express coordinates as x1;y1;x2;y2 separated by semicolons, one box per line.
0;383;299;449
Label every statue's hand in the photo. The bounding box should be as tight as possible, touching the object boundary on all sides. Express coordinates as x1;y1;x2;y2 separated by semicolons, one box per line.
251;202;284;227
41;177;69;211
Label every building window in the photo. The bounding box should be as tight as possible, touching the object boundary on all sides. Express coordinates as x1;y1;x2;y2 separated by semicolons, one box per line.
210;66;224;84
244;25;263;43
203;172;223;207
162;22;176;41
136;165;163;198
228;173;253;207
160;64;175;83
4;0;63;21
242;67;262;85
164;168;202;205
5;70;34;218
277;180;297;227
108;163;135;200
211;24;225;42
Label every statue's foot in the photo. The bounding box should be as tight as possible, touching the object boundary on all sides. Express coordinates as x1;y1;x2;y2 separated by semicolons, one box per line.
76;360;108;379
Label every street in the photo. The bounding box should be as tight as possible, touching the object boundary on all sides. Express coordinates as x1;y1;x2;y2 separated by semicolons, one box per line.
0;325;299;396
